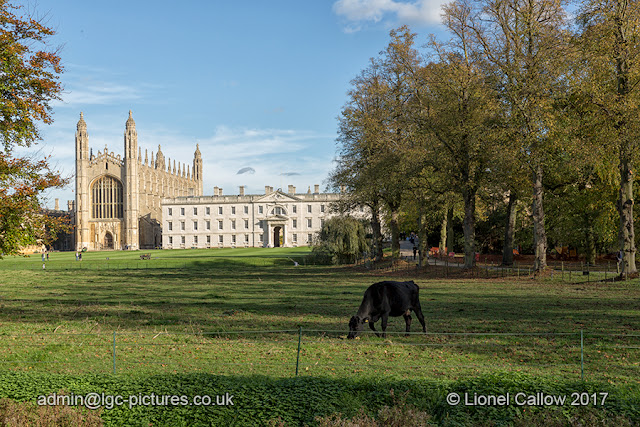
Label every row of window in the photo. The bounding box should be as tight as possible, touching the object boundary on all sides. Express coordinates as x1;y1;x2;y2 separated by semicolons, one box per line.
167;233;313;245
167;218;323;232
167;204;326;217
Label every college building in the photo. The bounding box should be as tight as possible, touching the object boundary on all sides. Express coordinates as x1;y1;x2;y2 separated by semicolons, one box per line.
161;185;341;249
74;111;203;250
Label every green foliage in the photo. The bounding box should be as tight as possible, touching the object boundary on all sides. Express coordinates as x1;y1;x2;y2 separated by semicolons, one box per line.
311;216;369;264
0;373;635;426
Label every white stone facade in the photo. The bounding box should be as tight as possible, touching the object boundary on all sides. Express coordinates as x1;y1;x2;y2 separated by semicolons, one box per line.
162;185;342;249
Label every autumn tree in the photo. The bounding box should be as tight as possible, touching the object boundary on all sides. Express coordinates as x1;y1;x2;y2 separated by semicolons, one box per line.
460;0;572;272
330;60;389;262
575;0;640;275
0;1;66;256
331;27;423;260
418;2;500;268
375;26;424;259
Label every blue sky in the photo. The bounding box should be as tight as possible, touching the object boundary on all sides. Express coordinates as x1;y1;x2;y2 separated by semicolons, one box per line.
19;0;448;208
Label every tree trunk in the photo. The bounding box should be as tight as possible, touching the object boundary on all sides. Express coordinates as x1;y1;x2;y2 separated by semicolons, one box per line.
462;189;476;269
417;208;428;267
502;191;517;266
446;206;454;253
618;158;637;274
370;204;384;262
439;208;448;255
585;215;596;266
532;164;547;272
390;208;400;259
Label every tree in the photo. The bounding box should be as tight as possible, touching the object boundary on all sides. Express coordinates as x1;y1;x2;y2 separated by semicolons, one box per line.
312;216;369;264
0;1;65;256
462;0;572;273
330;59;389;262
575;0;640;275
375;26;424;259
418;2;500;268
331;27;423;261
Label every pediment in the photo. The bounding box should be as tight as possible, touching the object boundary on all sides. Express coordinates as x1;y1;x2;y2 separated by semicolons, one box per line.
256;191;300;203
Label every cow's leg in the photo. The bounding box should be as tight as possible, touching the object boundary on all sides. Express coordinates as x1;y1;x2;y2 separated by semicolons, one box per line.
413;303;427;333
403;313;412;337
380;313;389;338
368;321;380;337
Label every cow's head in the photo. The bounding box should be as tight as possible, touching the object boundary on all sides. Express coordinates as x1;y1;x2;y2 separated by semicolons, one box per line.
347;315;368;339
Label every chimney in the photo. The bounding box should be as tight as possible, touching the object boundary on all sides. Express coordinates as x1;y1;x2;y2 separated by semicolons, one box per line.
54;198;60;210
239;186;245;196
67;200;74;212
214;186;219;196
219;188;223;196
314;184;320;194
265;185;270;194
288;185;296;194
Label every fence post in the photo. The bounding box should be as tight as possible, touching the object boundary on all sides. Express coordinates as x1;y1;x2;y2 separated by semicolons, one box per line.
580;329;584;381
112;331;116;374
295;326;302;376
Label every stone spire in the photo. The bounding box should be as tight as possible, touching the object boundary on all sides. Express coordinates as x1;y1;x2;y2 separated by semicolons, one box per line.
126;110;135;129
144;149;148;165
77;112;87;131
155;144;165;170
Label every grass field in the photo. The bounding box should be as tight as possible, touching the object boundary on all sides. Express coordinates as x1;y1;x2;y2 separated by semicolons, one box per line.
0;248;638;387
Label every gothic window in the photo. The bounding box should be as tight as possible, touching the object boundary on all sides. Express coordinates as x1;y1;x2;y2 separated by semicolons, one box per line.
91;175;123;219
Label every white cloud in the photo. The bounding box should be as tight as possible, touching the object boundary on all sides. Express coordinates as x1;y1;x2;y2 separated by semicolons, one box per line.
333;0;445;31
54;82;143;107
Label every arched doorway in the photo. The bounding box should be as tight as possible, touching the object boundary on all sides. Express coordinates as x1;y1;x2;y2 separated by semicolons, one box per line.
273;226;282;247
104;232;114;249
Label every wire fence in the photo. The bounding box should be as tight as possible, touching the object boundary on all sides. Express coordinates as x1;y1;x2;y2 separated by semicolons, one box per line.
0;329;637;382
361;254;639;283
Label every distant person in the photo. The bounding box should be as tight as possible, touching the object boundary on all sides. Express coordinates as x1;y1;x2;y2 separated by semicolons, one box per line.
617;250;624;274
413;246;417;260
46;252;49;261
75;252;79;261
41;253;45;262
79;253;82;261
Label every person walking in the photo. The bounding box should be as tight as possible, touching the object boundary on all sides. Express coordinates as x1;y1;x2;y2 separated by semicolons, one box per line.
617;250;624;274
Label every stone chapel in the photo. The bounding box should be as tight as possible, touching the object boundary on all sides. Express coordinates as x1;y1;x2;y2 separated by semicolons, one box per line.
74;111;203;250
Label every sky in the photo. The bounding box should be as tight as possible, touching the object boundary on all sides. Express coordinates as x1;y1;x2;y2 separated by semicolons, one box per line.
16;0;449;209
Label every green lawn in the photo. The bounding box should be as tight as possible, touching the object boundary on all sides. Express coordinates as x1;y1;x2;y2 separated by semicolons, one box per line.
0;248;638;386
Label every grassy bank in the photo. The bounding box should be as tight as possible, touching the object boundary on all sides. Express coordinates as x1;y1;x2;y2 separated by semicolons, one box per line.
0;248;638;424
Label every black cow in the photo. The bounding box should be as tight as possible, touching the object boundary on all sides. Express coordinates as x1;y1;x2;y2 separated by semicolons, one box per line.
347;280;426;339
